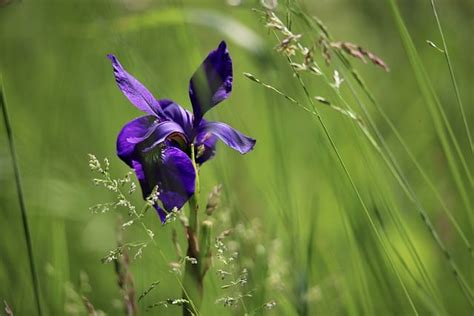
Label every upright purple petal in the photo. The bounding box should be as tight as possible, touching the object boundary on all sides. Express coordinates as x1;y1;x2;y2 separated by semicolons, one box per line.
189;41;233;125
159;100;218;163
196;121;255;154
116;115;156;167
160;99;194;138
108;54;165;118
128;121;187;152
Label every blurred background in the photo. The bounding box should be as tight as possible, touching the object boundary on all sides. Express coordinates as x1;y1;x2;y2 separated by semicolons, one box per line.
1;0;473;315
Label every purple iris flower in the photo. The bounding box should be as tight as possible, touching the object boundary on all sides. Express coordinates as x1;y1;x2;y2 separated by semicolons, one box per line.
108;41;256;223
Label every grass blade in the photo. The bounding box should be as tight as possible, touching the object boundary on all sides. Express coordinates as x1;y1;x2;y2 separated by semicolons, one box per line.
286;54;419;314
430;0;473;156
386;0;474;305
0;76;43;316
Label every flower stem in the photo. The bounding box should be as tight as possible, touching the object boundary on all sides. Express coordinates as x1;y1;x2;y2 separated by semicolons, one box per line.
0;76;43;316
189;144;200;231
182;144;202;316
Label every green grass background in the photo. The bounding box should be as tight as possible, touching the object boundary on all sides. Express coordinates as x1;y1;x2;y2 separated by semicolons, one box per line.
0;0;473;315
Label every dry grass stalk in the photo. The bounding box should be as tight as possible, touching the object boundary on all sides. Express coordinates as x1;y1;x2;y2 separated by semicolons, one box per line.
114;217;138;316
3;301;13;316
330;41;389;71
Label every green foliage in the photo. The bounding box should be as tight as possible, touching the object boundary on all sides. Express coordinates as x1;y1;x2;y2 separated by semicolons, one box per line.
1;0;473;315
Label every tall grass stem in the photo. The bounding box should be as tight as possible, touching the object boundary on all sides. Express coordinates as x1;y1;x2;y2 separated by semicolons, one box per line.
283;52;419;314
0;76;43;316
430;0;473;156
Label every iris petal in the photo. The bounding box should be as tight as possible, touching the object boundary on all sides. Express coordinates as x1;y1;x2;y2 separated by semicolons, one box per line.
159;147;196;211
159;99;220;163
116;115;156;167
108;54;165;118
196;121;255;154
189;41;233;125
194;131;218;164
130;121;186;151
113;42;254;225
130;160;167;223
160;99;194;137
117;117;193;223
130;147;196;223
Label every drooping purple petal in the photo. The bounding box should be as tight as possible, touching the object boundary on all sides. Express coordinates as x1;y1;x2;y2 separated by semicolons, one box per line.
116;115;156;167
130;159;149;197
154;205;168;224
189;41;233;125
108;54;165;118
196;121;255;154
129;159;167;222
129;147;195;223
158;147;196;212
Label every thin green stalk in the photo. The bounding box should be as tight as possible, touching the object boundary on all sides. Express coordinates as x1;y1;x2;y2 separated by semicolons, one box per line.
339;208;375;315
262;71;301;267
182;144;202;316
380;211;449;315
314;10;474;243
387;0;473;215
245;67;472;303
334;74;446;308
385;0;474;304
268;2;472;310
299;3;474;231
430;0;473;156
299;7;473;304
246;69;450;309
331;53;473;249
359;126;447;311
0;77;43;316
286;54;419;314
316;25;473;304
189;144;200;232
335;66;474;306
341;93;448;310
345;71;472;253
